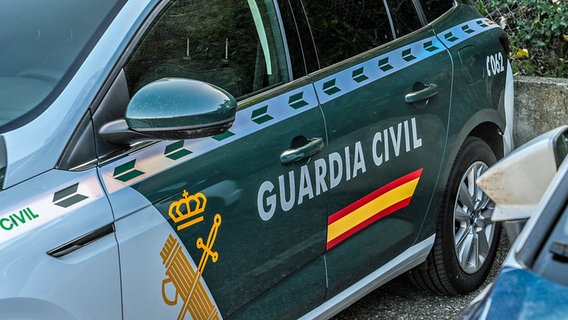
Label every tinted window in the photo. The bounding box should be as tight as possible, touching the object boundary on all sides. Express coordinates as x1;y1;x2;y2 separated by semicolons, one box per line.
386;0;423;37
420;0;455;22
302;0;393;69
125;0;289;100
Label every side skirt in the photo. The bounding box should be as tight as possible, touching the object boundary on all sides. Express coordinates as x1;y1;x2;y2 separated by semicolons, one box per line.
299;234;435;320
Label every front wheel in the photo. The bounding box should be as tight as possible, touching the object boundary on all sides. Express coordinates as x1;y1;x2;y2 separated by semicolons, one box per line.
409;137;500;295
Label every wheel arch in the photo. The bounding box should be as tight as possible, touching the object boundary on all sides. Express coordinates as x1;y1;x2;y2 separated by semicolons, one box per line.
414;114;506;249
453;107;507;165
467;121;504;160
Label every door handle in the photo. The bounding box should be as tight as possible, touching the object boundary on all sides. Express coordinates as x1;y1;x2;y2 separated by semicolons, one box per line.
47;224;115;258
405;83;439;104
280;137;324;165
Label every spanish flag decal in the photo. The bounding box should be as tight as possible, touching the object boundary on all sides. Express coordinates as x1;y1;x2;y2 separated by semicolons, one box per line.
327;168;423;250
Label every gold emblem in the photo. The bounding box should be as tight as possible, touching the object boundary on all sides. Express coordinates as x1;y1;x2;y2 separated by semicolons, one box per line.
168;190;207;231
161;214;222;320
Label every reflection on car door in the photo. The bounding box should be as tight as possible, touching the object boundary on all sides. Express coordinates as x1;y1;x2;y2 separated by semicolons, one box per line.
0;168;122;319
300;0;453;296
93;1;328;319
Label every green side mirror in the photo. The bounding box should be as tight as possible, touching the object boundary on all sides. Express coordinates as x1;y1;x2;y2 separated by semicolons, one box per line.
125;78;237;139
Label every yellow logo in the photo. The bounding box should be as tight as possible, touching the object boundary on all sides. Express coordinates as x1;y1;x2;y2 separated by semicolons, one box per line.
161;212;222;320
169;190;207;231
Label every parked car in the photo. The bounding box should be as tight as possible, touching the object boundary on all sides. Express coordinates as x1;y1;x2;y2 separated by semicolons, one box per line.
461;126;568;319
0;0;513;319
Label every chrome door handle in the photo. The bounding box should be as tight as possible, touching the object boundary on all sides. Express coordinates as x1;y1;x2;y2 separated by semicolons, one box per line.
405;83;439;104
280;137;324;165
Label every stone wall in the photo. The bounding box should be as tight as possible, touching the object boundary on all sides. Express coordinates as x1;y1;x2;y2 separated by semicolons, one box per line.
514;76;568;147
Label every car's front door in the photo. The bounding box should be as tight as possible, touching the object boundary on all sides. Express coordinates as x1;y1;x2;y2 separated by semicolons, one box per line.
299;0;453;296
93;1;328;318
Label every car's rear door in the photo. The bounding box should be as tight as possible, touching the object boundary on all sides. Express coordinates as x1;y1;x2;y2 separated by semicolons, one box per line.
92;0;328;318
297;0;454;296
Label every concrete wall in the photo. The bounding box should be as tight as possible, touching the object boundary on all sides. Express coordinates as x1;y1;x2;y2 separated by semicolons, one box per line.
514;76;568;147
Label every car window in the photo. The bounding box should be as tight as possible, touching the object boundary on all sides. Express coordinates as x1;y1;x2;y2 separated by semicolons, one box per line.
301;0;393;69
124;0;290;100
0;0;125;132
532;201;568;286
385;0;423;37
419;0;455;22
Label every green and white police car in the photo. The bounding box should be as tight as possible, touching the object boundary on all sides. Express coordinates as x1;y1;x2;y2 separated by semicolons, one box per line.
0;0;513;319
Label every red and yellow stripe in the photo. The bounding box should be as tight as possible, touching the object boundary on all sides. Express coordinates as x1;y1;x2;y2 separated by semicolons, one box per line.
326;168;423;250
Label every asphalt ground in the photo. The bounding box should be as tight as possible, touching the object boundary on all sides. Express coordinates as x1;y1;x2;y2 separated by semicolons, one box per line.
332;229;510;320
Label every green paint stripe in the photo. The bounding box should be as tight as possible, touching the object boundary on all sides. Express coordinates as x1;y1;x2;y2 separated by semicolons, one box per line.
476;21;489;28
444;32;458;42
54;194;89;208
253;114;273;124
115;169;145;182
378;58;393;72
402;49;416;62
165;140;185;155
251;105;269;118
213;131;235;141
165;141;191;160
323;79;341;95
289;100;308;109
288;92;309;109
424;41;439;52
462;25;474;34
352;68;369;83
113;160;136;177
53;183;80;202
323;86;341;95
166;148;192;160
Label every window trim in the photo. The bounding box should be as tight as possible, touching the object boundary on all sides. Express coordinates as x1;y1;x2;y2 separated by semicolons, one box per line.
382;0;397;40
272;0;296;80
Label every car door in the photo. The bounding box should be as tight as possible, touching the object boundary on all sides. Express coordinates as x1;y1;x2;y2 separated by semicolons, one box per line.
92;1;328;319
298;0;453;296
423;0;511;153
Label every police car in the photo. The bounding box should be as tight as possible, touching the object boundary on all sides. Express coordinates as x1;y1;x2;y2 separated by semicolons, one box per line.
0;0;513;319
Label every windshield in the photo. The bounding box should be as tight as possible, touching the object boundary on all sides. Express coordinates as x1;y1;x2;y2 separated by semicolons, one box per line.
0;0;126;132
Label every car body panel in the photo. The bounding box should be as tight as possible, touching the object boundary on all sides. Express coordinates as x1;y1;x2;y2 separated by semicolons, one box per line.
416;7;510;239
432;5;509;155
312;26;452;297
0;169;120;320
469;267;568;320
100;81;328;318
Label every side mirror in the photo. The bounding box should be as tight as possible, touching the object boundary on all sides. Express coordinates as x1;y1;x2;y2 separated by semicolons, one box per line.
126;78;237;140
477;126;568;242
100;78;237;144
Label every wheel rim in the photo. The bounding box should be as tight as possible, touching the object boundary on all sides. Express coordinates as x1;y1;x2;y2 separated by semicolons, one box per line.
453;161;496;274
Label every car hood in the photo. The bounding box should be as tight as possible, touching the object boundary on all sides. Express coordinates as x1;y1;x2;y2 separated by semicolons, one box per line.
465;267;568;319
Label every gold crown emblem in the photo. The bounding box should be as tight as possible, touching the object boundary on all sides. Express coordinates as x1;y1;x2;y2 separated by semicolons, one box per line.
168;190;207;228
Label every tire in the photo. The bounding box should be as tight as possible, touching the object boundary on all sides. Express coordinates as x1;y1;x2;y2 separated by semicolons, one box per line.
408;137;501;295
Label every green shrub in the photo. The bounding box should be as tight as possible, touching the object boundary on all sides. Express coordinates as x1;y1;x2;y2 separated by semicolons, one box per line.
477;0;568;77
